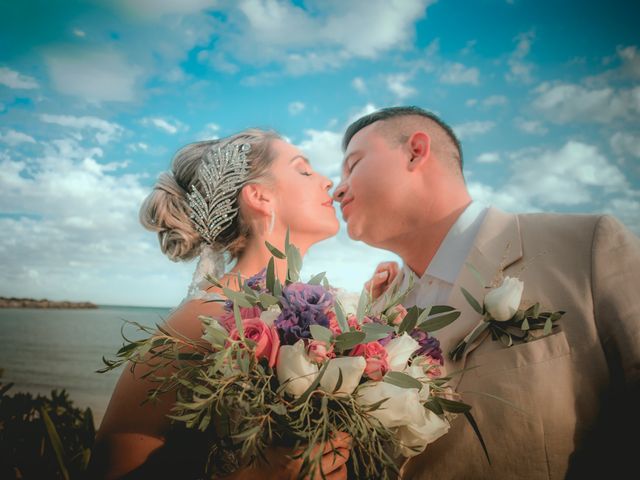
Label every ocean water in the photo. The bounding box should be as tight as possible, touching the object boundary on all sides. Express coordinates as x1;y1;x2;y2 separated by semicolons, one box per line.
0;305;172;427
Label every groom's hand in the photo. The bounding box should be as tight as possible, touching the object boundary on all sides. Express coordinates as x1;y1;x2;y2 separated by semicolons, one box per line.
365;261;400;300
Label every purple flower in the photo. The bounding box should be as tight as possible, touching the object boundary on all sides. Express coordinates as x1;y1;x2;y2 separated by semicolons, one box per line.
410;329;444;365
245;268;267;292
275;283;333;344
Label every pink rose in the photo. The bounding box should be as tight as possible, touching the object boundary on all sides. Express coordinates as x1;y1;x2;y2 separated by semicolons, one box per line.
220;306;262;332
424;355;442;379
228;318;280;367
351;341;390;381
307;340;335;364
388;304;408;325
327;311;342;335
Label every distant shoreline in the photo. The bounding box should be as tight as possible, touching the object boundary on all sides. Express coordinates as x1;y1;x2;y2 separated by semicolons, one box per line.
0;297;98;309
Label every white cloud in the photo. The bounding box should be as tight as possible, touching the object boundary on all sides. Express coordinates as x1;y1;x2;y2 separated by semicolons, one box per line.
453;121;495;139
465;98;478;107
483;95;507;107
296;129;343;179
515;118;548;135
44;49;143;103
352;77;367;93
439;62;479;85
197;123;221;141
141;117;187;134
347;103;379;125
610;131;640;158
0;129;36;146
208;0;434;75
288;101;306;115
0;67;39;89
386;73;416;99
39;114;124;145
506;30;535;83
73;28;86;37
460;39;477;55
476;152;501;163
471;141;628;213
532;82;639;123
127;142;149;152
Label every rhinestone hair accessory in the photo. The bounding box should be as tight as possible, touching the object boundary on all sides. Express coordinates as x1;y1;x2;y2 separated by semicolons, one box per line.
187;142;251;245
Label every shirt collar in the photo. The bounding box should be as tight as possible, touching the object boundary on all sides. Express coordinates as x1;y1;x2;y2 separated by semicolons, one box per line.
402;201;488;285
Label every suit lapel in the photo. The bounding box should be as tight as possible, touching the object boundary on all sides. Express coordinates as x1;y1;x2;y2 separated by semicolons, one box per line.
441;208;523;389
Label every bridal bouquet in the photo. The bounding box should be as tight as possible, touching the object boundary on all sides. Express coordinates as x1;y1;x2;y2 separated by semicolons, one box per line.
100;236;483;479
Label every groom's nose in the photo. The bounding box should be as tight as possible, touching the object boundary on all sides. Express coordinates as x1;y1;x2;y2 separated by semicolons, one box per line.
332;181;347;201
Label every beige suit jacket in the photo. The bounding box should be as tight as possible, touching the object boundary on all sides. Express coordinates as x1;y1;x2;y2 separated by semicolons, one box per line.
390;208;640;479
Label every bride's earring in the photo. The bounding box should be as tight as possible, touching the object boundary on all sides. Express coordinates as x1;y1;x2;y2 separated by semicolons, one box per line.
268;209;275;234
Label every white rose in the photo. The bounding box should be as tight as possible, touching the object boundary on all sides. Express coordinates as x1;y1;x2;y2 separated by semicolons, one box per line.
259;305;281;326
276;340;319;397
356;381;418;427
484;276;524;321
395;409;450;458
385;333;420;371
319;356;366;396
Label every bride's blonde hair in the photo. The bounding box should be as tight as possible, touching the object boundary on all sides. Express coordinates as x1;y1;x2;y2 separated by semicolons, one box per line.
139;128;281;261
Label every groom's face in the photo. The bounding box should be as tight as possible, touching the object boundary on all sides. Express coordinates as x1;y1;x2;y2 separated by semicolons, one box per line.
334;123;409;246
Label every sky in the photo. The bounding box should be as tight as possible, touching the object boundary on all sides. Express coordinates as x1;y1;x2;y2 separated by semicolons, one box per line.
0;0;639;307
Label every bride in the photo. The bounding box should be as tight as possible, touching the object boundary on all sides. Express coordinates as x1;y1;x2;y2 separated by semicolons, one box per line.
90;129;352;479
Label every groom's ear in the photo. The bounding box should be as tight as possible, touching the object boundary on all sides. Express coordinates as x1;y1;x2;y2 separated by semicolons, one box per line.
406;131;431;171
239;183;273;216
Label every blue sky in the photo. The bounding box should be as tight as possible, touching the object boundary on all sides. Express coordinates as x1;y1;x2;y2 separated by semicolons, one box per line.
1;0;638;307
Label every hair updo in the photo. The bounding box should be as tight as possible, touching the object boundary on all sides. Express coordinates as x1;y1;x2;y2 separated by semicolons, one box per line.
139;128;282;262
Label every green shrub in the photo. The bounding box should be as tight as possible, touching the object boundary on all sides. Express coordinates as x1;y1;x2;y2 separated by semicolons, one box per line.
0;379;95;480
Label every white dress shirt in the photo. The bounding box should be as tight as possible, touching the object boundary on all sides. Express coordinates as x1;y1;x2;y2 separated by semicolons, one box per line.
400;201;488;309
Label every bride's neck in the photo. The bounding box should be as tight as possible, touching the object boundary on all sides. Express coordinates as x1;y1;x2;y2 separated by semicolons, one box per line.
230;231;310;283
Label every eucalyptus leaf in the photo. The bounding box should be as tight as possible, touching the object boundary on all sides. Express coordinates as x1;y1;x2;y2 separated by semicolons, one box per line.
416;311;461;333
310;324;334;344
356;289;369;322
223;287;253;308
265;241;286;259
334;331;366;351
334;301;350;334
41;408;70;480
543;317;553;335
361;323;395;343
437;396;472;413
258;293;279;308
398;306;420;334
383;371;423;389
461;287;483;314
308;272;326;285
266;257;276;292
464;262;486;288
233;302;244;338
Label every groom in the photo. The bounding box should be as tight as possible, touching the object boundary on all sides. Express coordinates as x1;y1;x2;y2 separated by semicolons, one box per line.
332;106;640;479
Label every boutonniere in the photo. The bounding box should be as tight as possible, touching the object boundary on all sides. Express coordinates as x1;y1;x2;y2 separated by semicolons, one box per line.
449;271;565;361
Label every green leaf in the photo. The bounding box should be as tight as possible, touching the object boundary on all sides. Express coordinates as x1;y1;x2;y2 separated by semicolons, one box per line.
355;289;369;323
361;323;395;342
233;302;244;338
310;324;334;344
466;320;490;345
427;305;456;315
461;287;483;314
437;397;471;413
273;278;283;297
286;243;302;283
232;425;261;441
222;287;253;308
521;317;530;331
308;272;326;285
41;408;70;480
258;293;279;308
383;371;423;389
266;257;276;292
265;241;286;259
334;331;366;351
425;398;444;415
334;301;350;334
398;306;420;334
416;311;461;333
543;317;553;335
464;410;491;465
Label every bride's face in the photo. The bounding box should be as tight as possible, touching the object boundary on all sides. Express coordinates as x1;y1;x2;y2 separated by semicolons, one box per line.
269;139;339;242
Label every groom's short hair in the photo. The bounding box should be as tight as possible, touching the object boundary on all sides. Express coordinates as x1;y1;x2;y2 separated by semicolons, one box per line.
342;106;463;172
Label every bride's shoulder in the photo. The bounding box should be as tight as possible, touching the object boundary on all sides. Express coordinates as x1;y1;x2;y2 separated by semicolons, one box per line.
164;287;228;340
